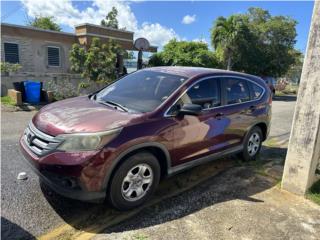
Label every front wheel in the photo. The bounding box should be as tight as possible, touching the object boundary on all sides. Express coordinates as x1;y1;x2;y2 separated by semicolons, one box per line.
108;152;160;211
241;126;263;161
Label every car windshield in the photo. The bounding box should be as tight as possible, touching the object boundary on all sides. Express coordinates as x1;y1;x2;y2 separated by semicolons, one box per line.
94;70;188;113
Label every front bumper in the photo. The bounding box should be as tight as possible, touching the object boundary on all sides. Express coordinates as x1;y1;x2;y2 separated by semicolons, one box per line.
19;136;106;202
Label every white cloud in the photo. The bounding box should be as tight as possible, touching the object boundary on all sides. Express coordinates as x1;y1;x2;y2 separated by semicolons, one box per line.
136;22;179;47
21;0;179;47
192;38;208;44
181;14;196;24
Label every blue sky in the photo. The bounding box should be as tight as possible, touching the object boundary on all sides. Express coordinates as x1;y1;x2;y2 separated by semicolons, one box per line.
1;1;314;52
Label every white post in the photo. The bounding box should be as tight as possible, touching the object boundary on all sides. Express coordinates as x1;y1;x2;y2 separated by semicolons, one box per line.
282;1;320;195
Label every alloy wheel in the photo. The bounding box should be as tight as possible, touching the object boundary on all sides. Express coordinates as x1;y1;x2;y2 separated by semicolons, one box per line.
121;163;153;202
247;132;260;156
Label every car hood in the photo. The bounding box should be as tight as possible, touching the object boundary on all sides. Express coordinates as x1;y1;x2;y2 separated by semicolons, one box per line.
33;96;143;136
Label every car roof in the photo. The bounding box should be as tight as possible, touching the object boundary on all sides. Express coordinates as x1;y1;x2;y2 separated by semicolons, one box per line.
144;66;262;82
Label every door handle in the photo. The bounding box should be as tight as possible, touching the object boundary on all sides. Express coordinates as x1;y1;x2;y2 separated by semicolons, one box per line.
214;113;224;119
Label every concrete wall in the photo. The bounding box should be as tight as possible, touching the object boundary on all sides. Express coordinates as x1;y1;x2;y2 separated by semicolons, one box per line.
0;23;156;99
0;25;106;99
282;1;320;194
1;73;106;99
1;35;73;73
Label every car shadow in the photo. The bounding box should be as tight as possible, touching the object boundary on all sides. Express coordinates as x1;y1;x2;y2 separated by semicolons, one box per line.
40;145;287;237
1;217;36;240
273;95;297;102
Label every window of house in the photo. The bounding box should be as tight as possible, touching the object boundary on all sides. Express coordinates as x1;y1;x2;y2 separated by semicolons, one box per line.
251;83;264;99
225;78;250;104
47;47;60;66
4;43;19;63
168;78;221;115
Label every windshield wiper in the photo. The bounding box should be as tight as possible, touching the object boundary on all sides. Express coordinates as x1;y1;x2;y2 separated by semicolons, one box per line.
98;100;128;112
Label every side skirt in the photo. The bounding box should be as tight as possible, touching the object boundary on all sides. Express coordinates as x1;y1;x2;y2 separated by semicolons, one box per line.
167;145;243;176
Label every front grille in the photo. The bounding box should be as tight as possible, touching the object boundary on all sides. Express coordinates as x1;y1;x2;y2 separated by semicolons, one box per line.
23;122;62;156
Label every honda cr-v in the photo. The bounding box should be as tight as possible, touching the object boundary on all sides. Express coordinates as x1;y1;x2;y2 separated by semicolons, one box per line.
20;67;271;210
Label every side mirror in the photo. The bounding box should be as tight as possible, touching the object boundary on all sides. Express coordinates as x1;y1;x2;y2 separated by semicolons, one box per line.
179;103;202;116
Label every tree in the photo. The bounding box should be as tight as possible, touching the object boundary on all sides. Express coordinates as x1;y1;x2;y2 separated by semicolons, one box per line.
69;44;86;73
124;51;135;59
149;39;219;68
29;16;61;31
101;7;119;29
210;7;298;77
70;38;119;84
284;50;303;84
211;15;249;70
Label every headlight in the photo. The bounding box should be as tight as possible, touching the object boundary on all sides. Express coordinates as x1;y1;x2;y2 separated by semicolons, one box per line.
57;128;122;151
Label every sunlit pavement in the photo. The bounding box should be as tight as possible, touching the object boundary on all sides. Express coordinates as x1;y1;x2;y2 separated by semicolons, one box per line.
1;96;305;239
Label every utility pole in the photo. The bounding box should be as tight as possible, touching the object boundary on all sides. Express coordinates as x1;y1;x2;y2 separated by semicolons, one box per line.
282;1;320;195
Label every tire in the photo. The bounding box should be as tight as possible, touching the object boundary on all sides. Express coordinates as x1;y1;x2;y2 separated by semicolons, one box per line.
240;126;263;161
108;151;160;211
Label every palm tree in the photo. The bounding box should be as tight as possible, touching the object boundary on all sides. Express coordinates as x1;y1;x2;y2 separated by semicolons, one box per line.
211;15;247;70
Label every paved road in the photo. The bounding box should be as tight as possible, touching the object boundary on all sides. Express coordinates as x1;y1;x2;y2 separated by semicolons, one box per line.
268;95;297;144
1;97;296;239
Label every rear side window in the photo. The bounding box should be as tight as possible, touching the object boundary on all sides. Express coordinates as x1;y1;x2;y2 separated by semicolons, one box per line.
251;83;264;99
225;78;250;104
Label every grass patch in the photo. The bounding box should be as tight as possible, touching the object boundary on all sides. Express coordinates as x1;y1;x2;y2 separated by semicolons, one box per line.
276;84;299;96
0;96;16;106
282;85;299;95
133;234;148;240
263;138;280;148
307;180;320;205
275;91;285;97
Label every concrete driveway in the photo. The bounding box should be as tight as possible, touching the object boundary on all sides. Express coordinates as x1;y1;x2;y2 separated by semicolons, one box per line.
1;96;319;240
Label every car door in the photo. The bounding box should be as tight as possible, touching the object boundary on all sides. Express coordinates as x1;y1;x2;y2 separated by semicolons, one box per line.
218;77;259;147
167;77;229;165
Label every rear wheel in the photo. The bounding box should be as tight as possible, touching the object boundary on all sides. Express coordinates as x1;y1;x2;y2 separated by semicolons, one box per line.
108;152;160;210
241;126;263;161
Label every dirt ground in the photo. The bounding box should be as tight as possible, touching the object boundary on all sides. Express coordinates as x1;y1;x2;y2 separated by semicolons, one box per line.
93;153;320;240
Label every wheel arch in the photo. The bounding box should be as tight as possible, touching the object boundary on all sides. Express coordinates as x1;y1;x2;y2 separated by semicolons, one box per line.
103;142;171;193
252;122;268;141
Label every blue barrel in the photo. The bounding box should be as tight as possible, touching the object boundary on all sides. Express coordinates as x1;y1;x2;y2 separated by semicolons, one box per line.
24;81;41;103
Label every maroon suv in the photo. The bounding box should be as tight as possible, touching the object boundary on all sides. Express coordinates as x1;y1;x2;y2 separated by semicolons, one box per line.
20;67;272;210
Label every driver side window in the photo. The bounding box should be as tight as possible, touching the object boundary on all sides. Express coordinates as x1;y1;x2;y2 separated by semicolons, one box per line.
168;78;221;115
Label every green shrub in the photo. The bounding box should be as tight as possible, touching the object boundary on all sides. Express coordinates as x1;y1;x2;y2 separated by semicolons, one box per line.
307;180;320;205
70;38;119;85
0;62;21;74
1;96;16;106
